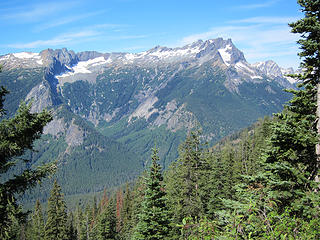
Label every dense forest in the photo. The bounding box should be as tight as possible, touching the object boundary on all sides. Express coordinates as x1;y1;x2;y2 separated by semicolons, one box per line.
0;0;319;239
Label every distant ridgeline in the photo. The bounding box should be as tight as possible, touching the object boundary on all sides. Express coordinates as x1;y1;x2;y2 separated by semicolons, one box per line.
0;38;295;202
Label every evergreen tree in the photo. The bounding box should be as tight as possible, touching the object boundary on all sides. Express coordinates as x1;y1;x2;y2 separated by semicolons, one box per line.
128;173;147;239
29;200;45;240
66;212;77;240
76;208;88;240
289;0;320;183
45;180;68;240
96;197;117;240
252;0;320;214
116;190;123;232
261;85;318;212
0;84;54;239
134;148;171;240
165;131;210;223
119;183;133;240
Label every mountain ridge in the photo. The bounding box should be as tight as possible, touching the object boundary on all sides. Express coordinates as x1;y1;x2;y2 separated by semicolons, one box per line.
0;37;295;199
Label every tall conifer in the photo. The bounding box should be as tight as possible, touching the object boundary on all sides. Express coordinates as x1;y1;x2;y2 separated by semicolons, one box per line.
242;0;320;216
166;131;210;223
29;199;45;240
96;197;117;240
289;0;320;184
134;148;171;240
45;180;68;240
0;83;54;239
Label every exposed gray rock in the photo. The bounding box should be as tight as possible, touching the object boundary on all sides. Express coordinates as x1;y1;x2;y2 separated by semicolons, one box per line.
25;82;53;113
77;51;103;61
65;119;84;146
166;104;198;132
44;117;65;136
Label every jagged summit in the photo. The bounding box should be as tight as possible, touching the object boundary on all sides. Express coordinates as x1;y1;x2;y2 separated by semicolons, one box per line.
0;38;245;67
0;38;290;75
253;60;298;84
0;38;297;90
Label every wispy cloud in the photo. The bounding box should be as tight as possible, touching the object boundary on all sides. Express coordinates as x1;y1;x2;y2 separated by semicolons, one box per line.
1;1;78;22
229;16;299;24
180;16;300;68
6;25;147;49
7;30;99;49
106;35;148;40
90;23;129;30
34;10;107;31
236;0;278;10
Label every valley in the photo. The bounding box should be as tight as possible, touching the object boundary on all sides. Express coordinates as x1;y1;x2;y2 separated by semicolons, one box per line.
0;38;296;200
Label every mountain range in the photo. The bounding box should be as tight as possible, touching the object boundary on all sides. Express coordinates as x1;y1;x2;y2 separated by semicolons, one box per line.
0;38;297;200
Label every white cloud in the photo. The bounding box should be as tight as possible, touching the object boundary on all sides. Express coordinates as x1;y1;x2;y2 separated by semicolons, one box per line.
180;16;300;68
108;35;148;40
1;1;78;22
236;0;278;10
6;26;147;50
90;23;129;30
34;10;107;31
229;16;299;24
7;30;99;48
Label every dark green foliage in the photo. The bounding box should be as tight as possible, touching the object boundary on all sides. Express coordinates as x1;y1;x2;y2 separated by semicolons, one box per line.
99;118;185;169
165;131;210;224
96;197;117;240
289;0;320;83
66;212;77;240
118;184;134;239
4;2;320;239
0;68;44;115
75;208;88;240
45;180;68;240
252;0;320;215
134;148;171;240
260;84;318;212
60;61;291;172
29;200;45;240
205;118;272;215
19;106;143;207
0;86;54;239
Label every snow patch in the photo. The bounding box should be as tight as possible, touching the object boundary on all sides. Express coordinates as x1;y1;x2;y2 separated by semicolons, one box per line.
105;57;113;64
149;47;201;59
250;75;263;79
125;53;137;61
280;68;297;84
13;52;40;59
235;61;255;74
57;56;107;78
7;52;44;65
0;55;10;60
284;76;297;84
218;44;232;66
253;62;265;68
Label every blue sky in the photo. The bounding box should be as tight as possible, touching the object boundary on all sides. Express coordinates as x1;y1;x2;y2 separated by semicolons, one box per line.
0;0;302;68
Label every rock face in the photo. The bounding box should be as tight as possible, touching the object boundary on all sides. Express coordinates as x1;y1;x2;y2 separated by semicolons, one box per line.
25;82;53;113
0;37;296;173
253;60;299;85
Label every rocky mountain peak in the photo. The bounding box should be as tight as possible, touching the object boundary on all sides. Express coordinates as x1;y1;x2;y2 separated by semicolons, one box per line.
253;60;282;78
40;48;78;67
77;51;103;62
253;60;298;84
